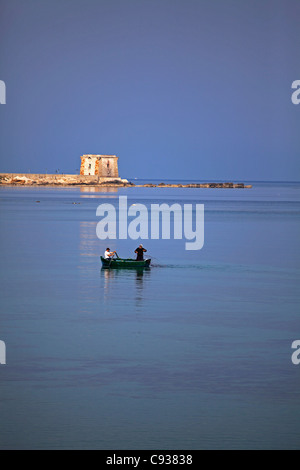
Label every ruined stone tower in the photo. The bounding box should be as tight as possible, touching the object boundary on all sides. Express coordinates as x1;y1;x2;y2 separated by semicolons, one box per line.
80;154;119;178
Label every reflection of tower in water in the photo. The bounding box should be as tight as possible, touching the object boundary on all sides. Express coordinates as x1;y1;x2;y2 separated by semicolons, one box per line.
80;186;118;194
79;220;117;312
79;221;98;268
79;221;102;311
79;187;118;283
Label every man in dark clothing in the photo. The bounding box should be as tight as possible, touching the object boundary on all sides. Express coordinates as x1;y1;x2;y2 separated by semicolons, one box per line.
135;244;147;261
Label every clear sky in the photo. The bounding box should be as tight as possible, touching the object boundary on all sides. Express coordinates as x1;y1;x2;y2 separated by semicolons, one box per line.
0;0;299;180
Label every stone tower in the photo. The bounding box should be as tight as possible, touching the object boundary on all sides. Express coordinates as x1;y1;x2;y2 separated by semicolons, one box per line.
80;155;119;178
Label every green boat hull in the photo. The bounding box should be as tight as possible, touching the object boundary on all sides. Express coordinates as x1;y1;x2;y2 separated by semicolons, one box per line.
100;256;151;269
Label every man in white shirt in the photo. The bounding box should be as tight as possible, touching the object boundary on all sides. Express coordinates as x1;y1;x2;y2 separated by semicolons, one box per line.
104;248;116;259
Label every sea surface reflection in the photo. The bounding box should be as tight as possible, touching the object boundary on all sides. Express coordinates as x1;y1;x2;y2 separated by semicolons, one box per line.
0;184;299;449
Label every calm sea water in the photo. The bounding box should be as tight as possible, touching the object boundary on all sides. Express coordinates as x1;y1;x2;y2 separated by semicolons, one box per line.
0;181;299;449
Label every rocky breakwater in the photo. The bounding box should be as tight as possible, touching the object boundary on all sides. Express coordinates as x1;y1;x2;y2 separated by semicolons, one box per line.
0;174;251;189
136;182;252;188
0;173;131;186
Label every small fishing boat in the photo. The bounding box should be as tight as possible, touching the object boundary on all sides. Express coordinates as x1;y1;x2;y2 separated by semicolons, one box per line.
100;256;151;269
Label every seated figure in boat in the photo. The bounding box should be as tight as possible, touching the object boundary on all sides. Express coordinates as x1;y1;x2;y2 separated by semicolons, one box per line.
104;248;116;259
134;244;147;261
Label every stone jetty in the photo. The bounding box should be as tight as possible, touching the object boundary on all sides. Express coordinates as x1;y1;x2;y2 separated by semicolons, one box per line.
0;173;131;186
0;173;251;188
136;182;252;188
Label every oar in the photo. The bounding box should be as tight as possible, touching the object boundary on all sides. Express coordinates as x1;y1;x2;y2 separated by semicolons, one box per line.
108;251;119;266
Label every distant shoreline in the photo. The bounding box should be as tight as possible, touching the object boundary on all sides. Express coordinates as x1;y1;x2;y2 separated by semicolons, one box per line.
0;173;252;189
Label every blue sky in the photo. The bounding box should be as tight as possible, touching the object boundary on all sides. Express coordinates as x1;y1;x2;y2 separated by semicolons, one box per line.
0;0;299;180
